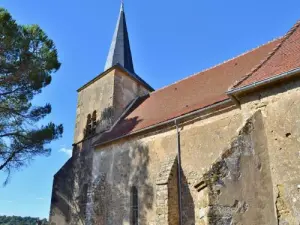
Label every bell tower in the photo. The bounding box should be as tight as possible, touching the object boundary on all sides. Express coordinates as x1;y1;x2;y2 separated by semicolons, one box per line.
73;2;153;144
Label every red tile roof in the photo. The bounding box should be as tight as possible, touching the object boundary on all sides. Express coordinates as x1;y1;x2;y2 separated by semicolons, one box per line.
234;20;300;88
96;21;300;145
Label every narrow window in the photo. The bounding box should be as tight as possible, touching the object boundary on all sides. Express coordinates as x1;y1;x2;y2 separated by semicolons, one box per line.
86;114;92;135
131;186;138;225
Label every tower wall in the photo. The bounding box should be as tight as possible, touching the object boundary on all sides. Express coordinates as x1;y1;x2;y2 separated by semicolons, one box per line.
50;67;151;224
74;68;151;144
74;70;115;143
113;69;149;120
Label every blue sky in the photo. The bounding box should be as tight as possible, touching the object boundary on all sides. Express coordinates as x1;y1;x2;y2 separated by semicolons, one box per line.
0;0;299;219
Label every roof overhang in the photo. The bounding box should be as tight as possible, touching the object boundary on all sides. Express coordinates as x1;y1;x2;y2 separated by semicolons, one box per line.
227;67;300;97
77;63;154;92
93;67;300;148
93;98;234;148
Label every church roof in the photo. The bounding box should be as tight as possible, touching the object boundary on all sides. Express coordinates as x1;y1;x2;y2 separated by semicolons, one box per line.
104;2;135;74
231;20;300;90
95;20;300;146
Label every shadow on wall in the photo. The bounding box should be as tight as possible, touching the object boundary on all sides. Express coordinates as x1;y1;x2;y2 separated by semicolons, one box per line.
50;105;145;224
50;158;74;224
95;96;152;145
50;139;94;225
50;156;87;224
156;156;195;225
181;168;195;225
91;141;153;225
95;116;143;145
83;106;115;139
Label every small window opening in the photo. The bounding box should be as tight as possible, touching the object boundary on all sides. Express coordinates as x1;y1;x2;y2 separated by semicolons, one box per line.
131;186;138;225
85;111;97;137
86;114;92;135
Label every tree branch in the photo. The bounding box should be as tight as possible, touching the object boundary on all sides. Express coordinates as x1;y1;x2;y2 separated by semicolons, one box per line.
0;150;17;170
0;131;28;139
0;87;22;97
0;106;28;118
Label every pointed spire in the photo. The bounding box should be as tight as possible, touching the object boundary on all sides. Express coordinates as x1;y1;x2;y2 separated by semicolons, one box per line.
104;2;135;73
120;0;124;11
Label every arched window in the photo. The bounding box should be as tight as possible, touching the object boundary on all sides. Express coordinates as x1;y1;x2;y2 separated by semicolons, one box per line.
85;111;97;136
86;114;92;135
131;186;138;225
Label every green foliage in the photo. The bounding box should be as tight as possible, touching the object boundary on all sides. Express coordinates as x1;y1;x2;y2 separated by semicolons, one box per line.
0;215;48;225
0;8;63;184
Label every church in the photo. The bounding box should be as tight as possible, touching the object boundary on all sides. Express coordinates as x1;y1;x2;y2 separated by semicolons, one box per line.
49;3;300;225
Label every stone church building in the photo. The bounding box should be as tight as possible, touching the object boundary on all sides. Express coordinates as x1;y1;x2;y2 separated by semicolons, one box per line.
49;3;300;225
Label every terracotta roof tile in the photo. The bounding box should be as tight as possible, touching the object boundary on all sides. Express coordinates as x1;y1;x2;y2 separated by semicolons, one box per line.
96;36;283;145
234;20;300;88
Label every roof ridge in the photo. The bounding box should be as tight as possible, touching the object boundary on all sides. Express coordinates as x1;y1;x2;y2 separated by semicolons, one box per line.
151;36;283;95
230;20;300;89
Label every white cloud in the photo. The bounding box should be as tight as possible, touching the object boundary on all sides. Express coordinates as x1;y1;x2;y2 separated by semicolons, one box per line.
59;147;72;157
36;197;45;201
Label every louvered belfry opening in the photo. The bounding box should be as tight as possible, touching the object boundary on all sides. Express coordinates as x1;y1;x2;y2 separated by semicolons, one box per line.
85;110;97;136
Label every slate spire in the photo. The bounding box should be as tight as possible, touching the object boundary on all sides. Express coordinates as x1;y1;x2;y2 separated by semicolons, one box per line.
104;2;135;73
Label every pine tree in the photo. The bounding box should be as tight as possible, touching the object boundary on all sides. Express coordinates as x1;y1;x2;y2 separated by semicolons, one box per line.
0;8;63;184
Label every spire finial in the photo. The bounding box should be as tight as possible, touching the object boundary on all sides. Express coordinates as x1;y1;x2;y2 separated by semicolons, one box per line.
121;0;124;11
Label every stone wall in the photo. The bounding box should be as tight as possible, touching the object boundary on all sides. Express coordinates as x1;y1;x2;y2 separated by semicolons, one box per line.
51;67;151;224
74;68;150;144
113;70;149;120
49;158;73;225
89;78;300;224
91;108;242;224
53;64;300;224
50;140;94;225
74;71;115;143
240;78;300;224
195;111;276;225
90;141;154;224
155;156;178;224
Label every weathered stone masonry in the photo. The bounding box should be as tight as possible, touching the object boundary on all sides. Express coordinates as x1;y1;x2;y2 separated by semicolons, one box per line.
49;3;300;224
50;79;300;224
